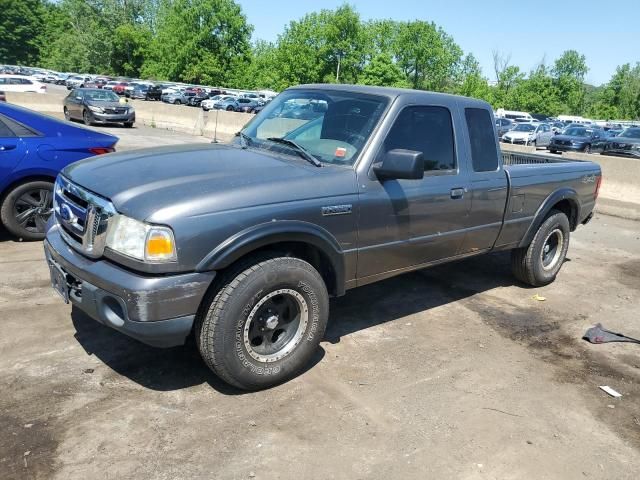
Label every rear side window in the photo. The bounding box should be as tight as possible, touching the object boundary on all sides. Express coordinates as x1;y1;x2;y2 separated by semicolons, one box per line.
0;118;15;137
0;114;40;137
465;108;499;172
383;105;456;171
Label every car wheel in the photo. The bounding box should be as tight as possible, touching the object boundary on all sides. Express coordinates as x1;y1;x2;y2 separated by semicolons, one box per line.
174;100;181;105
511;209;570;287
195;256;329;390
584;144;591;154
82;110;93;126
63;107;71;121
202;107;209;111
530;139;537;148
0;180;54;241
226;106;234;111
124;122;134;128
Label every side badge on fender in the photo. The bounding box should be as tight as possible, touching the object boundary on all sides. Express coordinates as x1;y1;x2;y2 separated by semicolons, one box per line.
322;204;352;216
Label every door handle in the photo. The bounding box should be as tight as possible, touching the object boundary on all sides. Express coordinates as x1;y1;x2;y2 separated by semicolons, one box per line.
450;187;465;199
0;144;17;152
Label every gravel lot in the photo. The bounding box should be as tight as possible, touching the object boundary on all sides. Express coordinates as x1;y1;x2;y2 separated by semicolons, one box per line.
0;127;639;480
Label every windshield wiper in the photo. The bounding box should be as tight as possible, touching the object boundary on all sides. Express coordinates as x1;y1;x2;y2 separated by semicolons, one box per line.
266;137;322;167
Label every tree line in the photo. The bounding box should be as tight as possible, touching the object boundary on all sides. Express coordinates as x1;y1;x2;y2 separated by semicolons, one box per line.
1;0;639;120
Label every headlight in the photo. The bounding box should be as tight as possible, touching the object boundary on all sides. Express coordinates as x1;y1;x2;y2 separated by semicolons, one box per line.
88;105;104;113
105;214;177;262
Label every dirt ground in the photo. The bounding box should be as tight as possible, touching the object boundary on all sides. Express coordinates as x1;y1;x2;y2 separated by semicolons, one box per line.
0;130;639;479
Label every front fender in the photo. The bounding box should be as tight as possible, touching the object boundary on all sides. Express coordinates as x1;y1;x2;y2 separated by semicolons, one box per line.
195;220;346;295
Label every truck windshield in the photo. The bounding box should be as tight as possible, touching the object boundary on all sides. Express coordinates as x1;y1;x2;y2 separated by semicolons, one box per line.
241;89;388;166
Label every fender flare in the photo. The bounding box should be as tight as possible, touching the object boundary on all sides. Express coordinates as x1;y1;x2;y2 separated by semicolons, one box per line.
196;220;346;296
518;188;579;248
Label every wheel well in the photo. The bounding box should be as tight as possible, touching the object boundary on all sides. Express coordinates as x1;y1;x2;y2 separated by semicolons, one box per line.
0;175;56;204
550;199;578;230
222;241;338;297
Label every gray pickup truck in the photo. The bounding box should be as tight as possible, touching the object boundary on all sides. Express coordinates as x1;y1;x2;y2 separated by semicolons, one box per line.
44;85;601;390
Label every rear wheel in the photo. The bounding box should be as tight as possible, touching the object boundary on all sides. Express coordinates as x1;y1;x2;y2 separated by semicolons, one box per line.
195;256;329;390
511;209;570;287
0;180;54;240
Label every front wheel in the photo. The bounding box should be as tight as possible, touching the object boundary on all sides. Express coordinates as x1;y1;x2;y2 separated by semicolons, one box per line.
584;144;592;154
196;256;329;390
511;209;570;287
83;110;92;126
63;107;71;121
174;100;181;105
124;122;134;128
0;180;54;240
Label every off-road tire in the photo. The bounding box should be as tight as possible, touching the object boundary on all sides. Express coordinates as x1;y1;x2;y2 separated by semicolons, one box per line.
511;209;570;287
195;256;329;390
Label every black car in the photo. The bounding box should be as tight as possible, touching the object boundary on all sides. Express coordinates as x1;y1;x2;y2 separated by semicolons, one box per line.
63;88;135;127
0;91;5;102
547;126;607;154
605;127;640;158
188;92;209;107
145;85;162;101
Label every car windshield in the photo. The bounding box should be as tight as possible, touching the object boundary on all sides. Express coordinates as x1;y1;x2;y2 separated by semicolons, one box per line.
242;89;388;166
620;128;640;138
564;127;589;136
514;124;536;132
83;90;120;102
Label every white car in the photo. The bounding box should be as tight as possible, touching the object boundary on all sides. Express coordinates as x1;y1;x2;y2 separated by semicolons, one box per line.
501;123;554;147
0;75;47;94
201;95;236;111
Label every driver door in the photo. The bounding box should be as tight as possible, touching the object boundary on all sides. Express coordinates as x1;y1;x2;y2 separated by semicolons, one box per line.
356;103;471;280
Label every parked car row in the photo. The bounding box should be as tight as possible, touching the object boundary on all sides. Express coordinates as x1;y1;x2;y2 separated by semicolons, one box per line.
498;119;640;157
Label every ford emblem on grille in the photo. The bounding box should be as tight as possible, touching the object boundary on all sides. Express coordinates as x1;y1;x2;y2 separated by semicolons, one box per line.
59;203;76;224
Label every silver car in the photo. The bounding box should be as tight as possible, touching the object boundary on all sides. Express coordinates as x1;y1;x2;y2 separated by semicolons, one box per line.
501;123;554;147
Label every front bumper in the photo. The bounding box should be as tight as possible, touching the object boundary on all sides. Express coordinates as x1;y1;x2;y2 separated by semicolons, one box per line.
91;111;135;124
501;137;531;145
548;143;584;152
44;221;215;347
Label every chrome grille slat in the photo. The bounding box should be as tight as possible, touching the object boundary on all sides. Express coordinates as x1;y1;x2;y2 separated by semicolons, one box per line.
53;176;116;258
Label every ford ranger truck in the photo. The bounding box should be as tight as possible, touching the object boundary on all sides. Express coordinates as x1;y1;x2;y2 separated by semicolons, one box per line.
44;85;602;390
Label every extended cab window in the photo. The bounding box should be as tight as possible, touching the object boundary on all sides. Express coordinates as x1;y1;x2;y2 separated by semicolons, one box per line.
465;108;499;172
0;118;15;137
382;106;456;171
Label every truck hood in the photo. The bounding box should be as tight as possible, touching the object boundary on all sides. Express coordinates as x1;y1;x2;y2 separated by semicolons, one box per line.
62;143;356;223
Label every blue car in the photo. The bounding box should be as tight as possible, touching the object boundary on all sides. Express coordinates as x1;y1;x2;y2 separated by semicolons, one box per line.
0;103;118;240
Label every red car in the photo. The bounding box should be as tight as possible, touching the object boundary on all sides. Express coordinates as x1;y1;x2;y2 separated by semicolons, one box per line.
112;82;129;95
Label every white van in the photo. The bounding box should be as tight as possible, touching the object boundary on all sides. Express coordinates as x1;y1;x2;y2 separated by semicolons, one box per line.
0;75;47;94
495;108;533;121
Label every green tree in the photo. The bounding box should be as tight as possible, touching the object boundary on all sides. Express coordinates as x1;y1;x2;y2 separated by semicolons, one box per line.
111;24;152;77
552;50;589;114
393;20;462;91
360;53;407;88
141;0;252;84
323;4;364;83
453;53;491;101
0;0;47;64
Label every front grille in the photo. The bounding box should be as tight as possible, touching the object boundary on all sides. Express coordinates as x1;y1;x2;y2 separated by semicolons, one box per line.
53;176;116;258
104;107;126;114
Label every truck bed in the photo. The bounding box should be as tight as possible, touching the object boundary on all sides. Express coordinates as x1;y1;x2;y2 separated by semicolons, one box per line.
495;149;600;250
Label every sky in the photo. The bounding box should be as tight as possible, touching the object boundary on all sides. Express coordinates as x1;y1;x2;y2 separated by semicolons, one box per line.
237;0;640;86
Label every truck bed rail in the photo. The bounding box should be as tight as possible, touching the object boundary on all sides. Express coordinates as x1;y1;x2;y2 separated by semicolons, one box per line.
501;150;580;165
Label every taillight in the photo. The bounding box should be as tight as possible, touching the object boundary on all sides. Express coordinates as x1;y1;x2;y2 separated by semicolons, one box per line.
595;175;602;200
88;147;115;155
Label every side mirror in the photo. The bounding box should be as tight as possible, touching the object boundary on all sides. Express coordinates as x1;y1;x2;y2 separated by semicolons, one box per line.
373;149;424;181
75;96;82;101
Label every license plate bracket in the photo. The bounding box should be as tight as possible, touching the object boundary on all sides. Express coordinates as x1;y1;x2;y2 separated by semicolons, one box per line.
48;261;69;304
